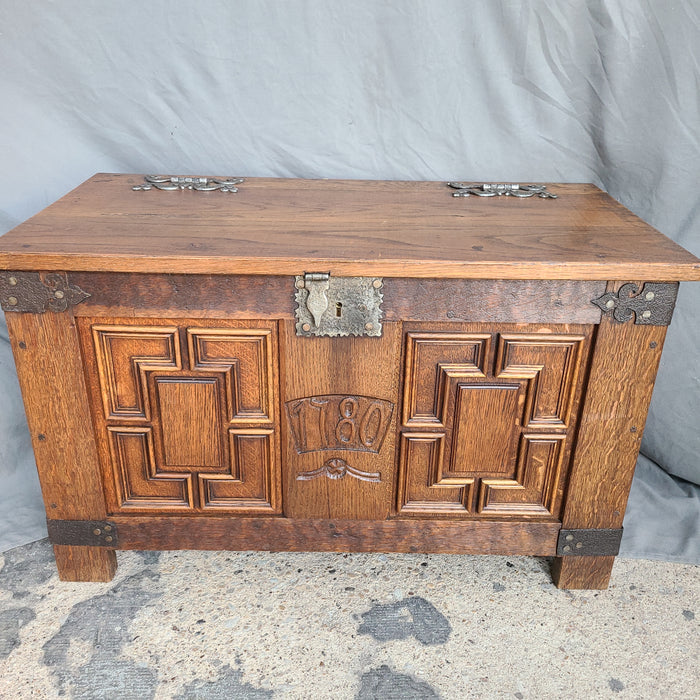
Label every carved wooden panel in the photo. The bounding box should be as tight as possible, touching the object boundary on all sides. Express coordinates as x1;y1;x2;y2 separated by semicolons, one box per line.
496;334;585;428
92;325;181;420
199;430;276;511
403;332;490;426
188;328;274;423
155;377;224;469
397;433;474;514
79;318;280;515
281;321;401;520
446;381;527;479
399;324;591;518
107;427;192;509
286;395;394;454
479;434;565;515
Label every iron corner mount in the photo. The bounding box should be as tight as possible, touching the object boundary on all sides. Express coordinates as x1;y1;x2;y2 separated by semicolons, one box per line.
556;528;623;557
592;282;678;326
0;272;91;313
46;519;119;548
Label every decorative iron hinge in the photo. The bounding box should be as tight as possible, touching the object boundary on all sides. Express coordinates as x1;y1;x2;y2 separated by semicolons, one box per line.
592;282;678;326
556;528;623;557
447;182;557;198
132;175;244;192
0;272;91;313
46;519;118;548
294;273;383;337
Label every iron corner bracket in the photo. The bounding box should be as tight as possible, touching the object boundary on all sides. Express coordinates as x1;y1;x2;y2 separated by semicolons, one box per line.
0;271;91;313
556;528;623;557
592;282;678;326
46;519;119;548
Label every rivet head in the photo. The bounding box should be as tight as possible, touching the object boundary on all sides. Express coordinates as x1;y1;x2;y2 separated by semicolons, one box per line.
54;290;65;299
301;323;311;332
605;299;615;309
294;278;305;289
8;276;17;286
7;296;17;306
565;534;574;541
105;536;113;543
575;542;583;549
563;545;572;552
104;525;112;532
93;528;101;536
372;279;382;289
645;291;655;301
365;322;373;331
642;310;652;319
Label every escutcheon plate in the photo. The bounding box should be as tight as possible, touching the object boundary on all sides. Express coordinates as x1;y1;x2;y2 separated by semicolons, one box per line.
294;274;383;337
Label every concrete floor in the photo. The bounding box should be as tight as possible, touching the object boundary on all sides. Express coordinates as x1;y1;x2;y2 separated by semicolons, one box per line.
0;540;698;699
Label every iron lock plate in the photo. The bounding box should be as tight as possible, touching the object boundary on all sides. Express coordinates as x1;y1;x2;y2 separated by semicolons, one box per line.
294;273;384;337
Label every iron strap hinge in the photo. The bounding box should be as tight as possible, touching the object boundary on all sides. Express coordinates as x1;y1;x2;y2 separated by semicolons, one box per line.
46;519;119;548
556;528;623;557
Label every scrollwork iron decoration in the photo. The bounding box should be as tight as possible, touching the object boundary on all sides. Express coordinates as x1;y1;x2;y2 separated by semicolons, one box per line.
132;175;244;192
591;282;678;326
447;182;557;198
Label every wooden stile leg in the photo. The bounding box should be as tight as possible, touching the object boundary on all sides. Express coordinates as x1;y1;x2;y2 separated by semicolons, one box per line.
552;288;668;589
551;555;615;590
5;312;115;581
53;545;117;582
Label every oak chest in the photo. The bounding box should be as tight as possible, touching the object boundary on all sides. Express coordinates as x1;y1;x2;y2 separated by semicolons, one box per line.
2;175;699;589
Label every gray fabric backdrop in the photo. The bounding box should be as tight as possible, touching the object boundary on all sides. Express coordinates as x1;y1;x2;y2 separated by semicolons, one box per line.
1;0;698;559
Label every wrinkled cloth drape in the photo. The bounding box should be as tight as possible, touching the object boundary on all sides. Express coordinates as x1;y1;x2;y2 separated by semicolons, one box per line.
1;0;698;558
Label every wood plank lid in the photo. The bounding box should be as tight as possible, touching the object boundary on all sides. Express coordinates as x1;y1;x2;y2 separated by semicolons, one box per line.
1;174;699;280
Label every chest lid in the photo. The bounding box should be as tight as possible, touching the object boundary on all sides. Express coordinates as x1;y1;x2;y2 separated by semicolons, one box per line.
1;174;699;281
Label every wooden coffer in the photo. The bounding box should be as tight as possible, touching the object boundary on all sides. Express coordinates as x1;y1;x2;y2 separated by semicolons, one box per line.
2;175;699;589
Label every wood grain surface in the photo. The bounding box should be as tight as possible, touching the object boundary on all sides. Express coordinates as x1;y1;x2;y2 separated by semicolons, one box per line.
1;175;699;279
281;320;402;520
552;282;668;588
5;311;117;580
111;515;559;556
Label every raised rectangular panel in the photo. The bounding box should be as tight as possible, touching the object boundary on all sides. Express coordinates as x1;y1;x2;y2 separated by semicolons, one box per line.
188;328;274;423
107;427;192;510
478;434;565;515
397;432;474;516
403;332;490;426
444;382;524;478
92;325;181;420
155;377;224;469
496;334;586;428
199;429;279;512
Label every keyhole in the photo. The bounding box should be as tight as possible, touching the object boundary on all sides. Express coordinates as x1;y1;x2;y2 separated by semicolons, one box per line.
335;302;343;317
